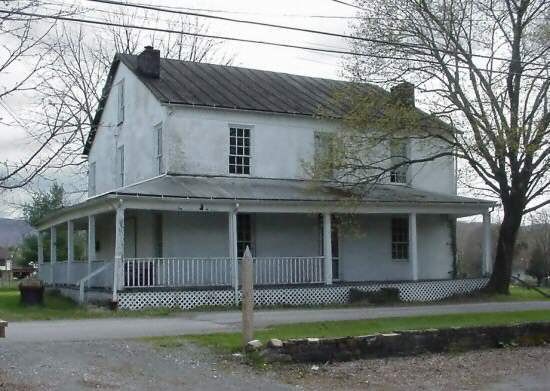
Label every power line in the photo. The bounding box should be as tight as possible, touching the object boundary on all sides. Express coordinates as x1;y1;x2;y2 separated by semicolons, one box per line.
2;9;548;80
329;0;365;10
86;0;548;66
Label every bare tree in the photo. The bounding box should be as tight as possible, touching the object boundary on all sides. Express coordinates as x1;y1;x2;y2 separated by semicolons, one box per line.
317;0;550;293
0;1;74;189
528;209;550;257
3;7;233;189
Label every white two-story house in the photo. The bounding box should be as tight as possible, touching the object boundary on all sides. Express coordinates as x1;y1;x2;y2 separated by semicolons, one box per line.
37;46;494;310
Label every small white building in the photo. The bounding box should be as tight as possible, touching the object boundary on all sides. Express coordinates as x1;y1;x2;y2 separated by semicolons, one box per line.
37;47;494;310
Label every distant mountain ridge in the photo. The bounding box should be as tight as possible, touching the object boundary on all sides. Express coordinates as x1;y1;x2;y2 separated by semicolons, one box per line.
0;218;35;248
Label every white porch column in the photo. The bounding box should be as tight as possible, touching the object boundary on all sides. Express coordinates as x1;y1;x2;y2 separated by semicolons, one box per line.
323;213;333;285
113;203;125;301
67;220;74;284
50;226;57;284
482;211;492;276
409;213;419;281
87;215;96;278
228;209;238;288
37;231;44;265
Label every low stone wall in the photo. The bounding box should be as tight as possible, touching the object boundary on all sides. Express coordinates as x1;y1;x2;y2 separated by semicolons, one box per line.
257;322;550;363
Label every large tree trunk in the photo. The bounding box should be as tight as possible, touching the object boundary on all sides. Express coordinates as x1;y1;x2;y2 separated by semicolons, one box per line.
486;203;523;294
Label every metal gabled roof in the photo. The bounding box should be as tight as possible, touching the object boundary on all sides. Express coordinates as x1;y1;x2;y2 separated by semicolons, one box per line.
116;54;372;118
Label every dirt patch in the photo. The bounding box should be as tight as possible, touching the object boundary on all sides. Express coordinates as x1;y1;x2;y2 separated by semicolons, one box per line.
271;345;550;390
0;370;33;391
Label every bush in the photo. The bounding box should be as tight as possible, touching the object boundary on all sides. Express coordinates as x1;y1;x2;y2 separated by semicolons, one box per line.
350;287;401;304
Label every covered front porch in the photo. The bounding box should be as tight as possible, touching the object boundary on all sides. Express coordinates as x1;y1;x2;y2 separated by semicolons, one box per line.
36;175;495;308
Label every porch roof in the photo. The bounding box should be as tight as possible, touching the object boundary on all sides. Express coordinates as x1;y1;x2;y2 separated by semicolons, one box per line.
37;175;495;229
114;174;492;205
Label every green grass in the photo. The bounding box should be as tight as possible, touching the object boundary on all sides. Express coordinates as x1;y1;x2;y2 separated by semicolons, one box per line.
495;285;550;301
148;310;550;353
1;284;548;322
0;288;178;321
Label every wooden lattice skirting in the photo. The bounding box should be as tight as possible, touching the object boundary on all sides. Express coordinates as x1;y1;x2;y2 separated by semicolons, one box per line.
118;278;489;311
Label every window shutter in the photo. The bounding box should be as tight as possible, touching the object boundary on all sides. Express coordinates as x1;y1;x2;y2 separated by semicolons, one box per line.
88;162;96;196
117;82;124;125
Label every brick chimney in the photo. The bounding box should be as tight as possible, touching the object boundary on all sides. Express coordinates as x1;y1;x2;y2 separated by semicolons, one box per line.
390;81;415;107
137;46;160;78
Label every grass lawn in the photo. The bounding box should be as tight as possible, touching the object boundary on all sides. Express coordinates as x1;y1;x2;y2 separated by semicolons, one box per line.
1;284;548;322
0;288;177;321
493;285;550;301
148;309;550;353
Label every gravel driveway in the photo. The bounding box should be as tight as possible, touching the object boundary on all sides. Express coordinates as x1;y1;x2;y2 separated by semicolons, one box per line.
0;340;291;391
2;338;550;390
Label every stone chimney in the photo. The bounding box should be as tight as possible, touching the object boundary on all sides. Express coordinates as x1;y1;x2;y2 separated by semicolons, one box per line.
137;46;160;78
390;81;415;107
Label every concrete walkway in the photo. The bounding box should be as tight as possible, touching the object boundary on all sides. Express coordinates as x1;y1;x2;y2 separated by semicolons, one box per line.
4;300;550;343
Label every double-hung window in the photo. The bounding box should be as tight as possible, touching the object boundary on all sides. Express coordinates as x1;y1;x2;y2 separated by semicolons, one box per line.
117;81;124;125
391;217;409;260
229;126;251;175
117;145;125;187
390;138;409;184
88;162;96;196
154;123;163;175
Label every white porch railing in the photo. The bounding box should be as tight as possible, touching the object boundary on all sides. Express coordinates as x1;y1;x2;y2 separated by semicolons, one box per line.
53;261;67;283
123;258;233;288
39;260;113;289
122;256;325;288
253;257;324;285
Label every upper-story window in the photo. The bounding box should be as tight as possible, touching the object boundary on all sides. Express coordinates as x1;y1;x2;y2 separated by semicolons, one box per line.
88;162;96;196
391;217;409;261
390;138;409;184
154;122;163;175
229;126;251;175
117;80;124;125
117;145;125;187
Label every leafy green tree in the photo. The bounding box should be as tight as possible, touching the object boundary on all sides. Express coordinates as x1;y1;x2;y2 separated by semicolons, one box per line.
23;182;64;227
13;183;86;267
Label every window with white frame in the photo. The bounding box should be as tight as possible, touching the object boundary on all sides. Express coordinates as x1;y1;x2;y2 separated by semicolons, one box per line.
117;81;124;125
154;122;163;175
116;145;125;187
390;138;409;183
88;162;96;196
237;214;254;257
391;217;409;260
229;126;251;175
